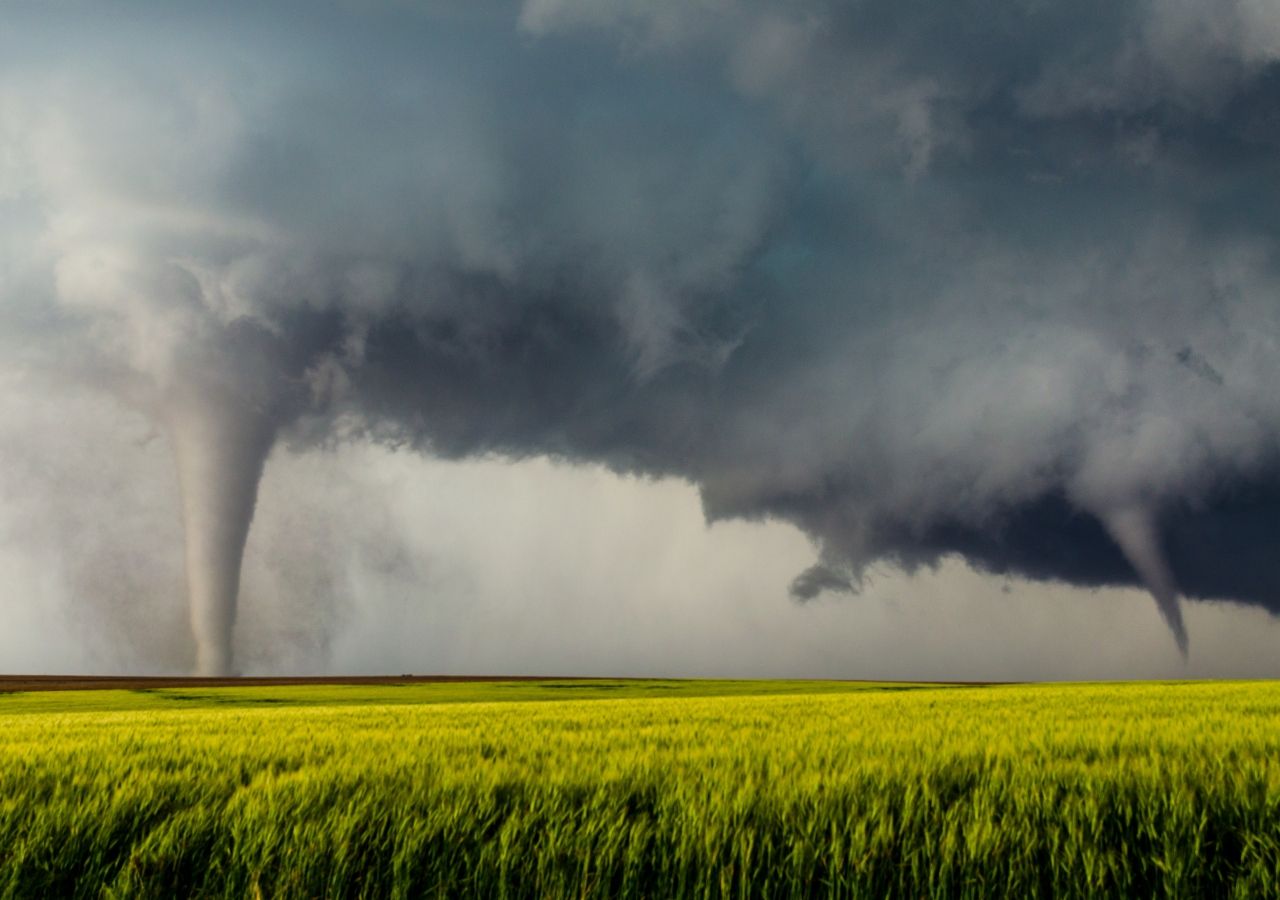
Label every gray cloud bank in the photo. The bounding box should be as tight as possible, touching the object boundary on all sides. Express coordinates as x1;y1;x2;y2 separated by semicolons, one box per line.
3;0;1280;668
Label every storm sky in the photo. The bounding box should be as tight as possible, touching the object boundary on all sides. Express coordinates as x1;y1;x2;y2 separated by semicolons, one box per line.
3;1;1280;676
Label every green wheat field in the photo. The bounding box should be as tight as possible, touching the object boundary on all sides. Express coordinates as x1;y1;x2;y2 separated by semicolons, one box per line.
2;679;1279;898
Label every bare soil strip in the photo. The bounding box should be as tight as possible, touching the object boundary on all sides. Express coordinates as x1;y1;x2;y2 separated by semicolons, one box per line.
0;674;611;692
0;675;1004;693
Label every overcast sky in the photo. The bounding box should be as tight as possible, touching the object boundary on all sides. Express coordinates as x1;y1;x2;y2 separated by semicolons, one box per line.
2;383;1279;679
3;1;1280;677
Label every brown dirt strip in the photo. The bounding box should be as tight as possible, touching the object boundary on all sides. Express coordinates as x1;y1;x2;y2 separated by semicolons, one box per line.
0;675;1006;693
0;675;608;693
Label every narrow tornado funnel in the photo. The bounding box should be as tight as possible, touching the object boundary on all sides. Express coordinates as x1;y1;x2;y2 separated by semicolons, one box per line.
1101;505;1189;657
168;383;277;676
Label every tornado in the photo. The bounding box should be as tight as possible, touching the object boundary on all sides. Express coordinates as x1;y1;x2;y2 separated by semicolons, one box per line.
1101;505;1188;658
167;382;277;677
13;1;1280;674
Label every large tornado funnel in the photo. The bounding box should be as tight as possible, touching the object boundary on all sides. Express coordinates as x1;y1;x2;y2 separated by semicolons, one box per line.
168;385;276;676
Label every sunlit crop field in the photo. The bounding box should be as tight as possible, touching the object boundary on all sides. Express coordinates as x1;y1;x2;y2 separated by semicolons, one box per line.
2;679;1279;898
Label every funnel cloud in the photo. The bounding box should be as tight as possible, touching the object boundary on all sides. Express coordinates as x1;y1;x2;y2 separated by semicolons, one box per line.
167;379;275;676
1101;506;1187;657
4;1;1280;670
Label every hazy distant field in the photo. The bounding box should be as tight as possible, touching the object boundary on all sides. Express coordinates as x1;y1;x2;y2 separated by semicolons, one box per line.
2;680;1278;898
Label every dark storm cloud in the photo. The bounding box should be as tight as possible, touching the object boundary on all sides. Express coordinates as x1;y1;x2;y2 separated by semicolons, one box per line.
4;0;1280;661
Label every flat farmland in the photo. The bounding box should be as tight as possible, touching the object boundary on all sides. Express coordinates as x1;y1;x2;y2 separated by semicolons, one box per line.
1;679;1278;898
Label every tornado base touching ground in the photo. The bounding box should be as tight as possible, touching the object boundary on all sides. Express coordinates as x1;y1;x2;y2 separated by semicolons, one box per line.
168;389;276;677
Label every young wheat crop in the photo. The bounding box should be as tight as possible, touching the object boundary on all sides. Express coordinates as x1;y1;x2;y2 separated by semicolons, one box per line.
0;680;1277;898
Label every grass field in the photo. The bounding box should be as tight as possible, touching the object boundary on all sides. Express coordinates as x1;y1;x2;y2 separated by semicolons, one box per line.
1;679;1278;898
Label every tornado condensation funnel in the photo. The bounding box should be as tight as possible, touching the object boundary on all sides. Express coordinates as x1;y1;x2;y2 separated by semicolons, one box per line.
1101;505;1189;658
168;388;276;677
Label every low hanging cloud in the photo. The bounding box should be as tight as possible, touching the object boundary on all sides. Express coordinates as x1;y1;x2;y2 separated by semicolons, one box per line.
3;0;1280;670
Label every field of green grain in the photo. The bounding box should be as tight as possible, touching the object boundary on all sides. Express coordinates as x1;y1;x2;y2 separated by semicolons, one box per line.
1;679;1278;898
